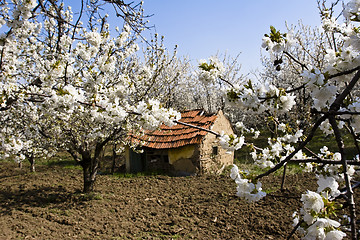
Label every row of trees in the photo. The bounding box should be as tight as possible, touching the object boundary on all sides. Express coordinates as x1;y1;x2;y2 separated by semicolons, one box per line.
0;0;243;191
0;0;187;192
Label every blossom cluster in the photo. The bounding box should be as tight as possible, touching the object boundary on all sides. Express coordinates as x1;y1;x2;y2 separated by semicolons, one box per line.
0;0;182;163
133;99;181;131
292;148;352;239
293;188;346;239
314;146;356;182
230;165;266;202
234;121;260;138
219;133;245;152
198;57;225;84
224;81;296;115
249;122;305;168
261;25;294;53
300;69;338;111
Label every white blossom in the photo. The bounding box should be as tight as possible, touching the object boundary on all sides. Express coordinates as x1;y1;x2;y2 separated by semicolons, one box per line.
219;133;245;152
324;230;347;240
317;175;340;197
85;31;102;47
301;190;324;213
230;165;266;202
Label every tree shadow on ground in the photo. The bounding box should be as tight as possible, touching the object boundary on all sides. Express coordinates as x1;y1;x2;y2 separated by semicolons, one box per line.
0;165;28;180
0;185;90;216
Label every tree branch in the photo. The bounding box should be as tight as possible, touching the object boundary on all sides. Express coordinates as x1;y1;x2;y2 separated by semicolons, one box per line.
255;114;327;181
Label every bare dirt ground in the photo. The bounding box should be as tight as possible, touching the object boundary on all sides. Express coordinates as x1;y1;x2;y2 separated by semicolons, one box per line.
0;160;353;240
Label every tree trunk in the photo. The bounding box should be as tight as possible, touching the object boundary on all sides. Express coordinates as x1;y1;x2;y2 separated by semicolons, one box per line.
81;152;99;193
280;163;287;191
78;140;108;193
111;144;117;174
28;156;35;172
83;167;96;193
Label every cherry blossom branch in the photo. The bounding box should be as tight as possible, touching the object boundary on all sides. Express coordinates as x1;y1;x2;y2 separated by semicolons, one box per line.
287;220;304;240
329;65;360;80
254;114;327;181
219;76;235;88
329;115;357;239
283;51;308;71
312;109;360;115
303;146;323;161
288;158;360;165
174;120;221;137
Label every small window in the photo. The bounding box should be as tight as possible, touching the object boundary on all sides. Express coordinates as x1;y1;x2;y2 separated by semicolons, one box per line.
212;146;219;155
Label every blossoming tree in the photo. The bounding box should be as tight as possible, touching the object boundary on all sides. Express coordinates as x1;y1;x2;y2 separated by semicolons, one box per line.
0;0;181;192
199;0;360;239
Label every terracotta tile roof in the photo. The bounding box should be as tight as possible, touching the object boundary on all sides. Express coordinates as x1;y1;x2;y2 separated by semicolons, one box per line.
129;110;218;149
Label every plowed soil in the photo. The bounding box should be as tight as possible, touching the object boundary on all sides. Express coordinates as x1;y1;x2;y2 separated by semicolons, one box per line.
0;160;345;239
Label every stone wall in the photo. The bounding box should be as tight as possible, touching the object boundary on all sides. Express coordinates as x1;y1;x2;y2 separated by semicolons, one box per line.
199;110;234;174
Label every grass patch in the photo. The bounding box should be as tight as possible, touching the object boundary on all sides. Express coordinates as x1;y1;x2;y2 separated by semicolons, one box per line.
305;129;357;157
75;192;104;201
235;128;359;165
45;159;82;170
48;208;71;216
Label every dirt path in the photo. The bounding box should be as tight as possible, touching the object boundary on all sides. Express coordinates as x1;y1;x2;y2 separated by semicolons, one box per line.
0;161;324;239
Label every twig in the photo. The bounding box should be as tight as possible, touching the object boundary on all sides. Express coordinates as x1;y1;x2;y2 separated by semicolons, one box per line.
283;51;308;71
329;66;360;80
174;120;220;137
288;159;360;165
312;110;360;116
287;220;303;240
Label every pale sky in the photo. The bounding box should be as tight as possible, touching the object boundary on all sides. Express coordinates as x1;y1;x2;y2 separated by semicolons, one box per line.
141;1;323;74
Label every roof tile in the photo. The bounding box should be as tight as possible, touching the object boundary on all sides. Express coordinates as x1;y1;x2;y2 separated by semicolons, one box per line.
129;110;218;149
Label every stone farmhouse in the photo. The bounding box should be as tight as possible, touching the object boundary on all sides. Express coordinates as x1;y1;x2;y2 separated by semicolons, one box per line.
125;109;234;175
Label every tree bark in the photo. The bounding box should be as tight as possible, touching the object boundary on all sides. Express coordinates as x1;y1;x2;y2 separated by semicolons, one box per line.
280;163;287;191
77;135;113;193
81;152;99;193
329;116;357;239
83;167;96;193
111;144;117;174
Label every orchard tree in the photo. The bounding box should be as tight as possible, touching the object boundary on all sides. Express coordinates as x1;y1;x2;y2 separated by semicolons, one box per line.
129;34;190;106
260;16;348;132
0;100;55;172
200;0;360;239
197;53;245;114
0;0;181;193
159;53;244;114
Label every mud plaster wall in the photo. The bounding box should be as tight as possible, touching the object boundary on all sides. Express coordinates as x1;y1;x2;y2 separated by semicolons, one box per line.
168;145;200;173
200;110;234;174
168;145;195;164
